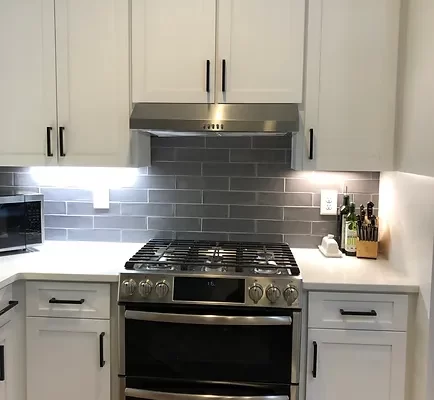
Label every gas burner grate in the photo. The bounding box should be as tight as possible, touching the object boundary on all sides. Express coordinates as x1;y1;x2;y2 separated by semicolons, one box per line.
125;239;300;276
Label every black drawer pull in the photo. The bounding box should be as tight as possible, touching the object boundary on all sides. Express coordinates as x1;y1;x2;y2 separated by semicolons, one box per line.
0;301;19;318
59;126;66;157
49;298;85;305
222;59;226;92
312;341;318;378
340;309;377;317
206;60;210;93
309;128;314;160
0;345;4;382
99;332;105;368
46;127;53;157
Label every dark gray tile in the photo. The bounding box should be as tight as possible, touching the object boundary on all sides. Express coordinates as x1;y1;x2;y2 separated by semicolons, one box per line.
352;194;373;206
203;191;256;205
285;179;342;193
14;186;40;193
110;189;148;202
67;229;121;242
283;235;322;248
312;221;336;236
230;177;284;192
45;215;93;229
230;206;283;220
45;228;67;241
13;173;35;186
134;176;176;189
175;148;229;162
148;217;201;231
44;202;66;215
230;149;285;163
94;216;147;230
121;203;174;216
67;202;120;216
151;137;205;148
176;204;228;218
343;179;380;193
313;194;321;207
149;190;201;204
203;163;256;177
206;137;251;148
0;173;13;186
284;207;324;221
0;167;25;173
257;220;311;234
41;188;92;201
257;164;294;177
151;147;176;161
176;176;229;190
122;230;174;243
257;192;312;206
372;194;379;206
372;172;380;179
252;136;291;149
229;233;284;242
176;231;229;241
148;162;202;176
202;219;255;233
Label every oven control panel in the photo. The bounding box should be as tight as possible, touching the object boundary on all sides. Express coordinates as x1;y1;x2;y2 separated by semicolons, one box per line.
118;273;302;309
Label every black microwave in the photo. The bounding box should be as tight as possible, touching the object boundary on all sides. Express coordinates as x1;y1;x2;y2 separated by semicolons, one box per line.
0;192;44;252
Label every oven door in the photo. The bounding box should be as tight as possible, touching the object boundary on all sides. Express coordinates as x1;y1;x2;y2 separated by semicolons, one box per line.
119;304;301;399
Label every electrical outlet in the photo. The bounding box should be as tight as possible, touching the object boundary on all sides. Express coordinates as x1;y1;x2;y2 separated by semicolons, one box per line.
320;190;338;216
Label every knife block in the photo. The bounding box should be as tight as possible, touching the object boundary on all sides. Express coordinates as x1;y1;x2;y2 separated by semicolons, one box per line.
356;239;378;259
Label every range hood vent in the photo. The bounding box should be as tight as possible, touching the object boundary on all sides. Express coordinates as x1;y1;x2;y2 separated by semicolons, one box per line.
130;103;299;136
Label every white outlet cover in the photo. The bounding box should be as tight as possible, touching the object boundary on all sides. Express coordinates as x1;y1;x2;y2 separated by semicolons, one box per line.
93;188;110;210
320;190;338;216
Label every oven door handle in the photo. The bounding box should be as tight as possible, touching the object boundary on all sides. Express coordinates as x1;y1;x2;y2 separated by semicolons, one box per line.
124;310;292;326
125;388;288;400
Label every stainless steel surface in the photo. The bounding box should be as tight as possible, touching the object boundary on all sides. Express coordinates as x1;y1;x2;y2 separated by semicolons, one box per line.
130;103;299;134
0;195;24;204
248;283;264;303
291;311;302;385
155;281;170;298
283;286;299;306
138;280;153;298
118;305;125;376
118;273;302;309
0;245;26;253
266;284;281;303
125;388;289;400
290;385;299;400
121;279;137;296
23;193;44;202
125;310;292;326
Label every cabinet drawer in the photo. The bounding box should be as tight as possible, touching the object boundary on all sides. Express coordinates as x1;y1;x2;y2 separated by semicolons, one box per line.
308;292;408;331
26;282;110;319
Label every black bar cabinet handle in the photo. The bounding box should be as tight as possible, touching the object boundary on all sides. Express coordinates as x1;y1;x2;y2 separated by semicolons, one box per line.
206;60;210;93
46;127;53;157
340;309;377;317
0;301;19;318
49;298;85;305
0;346;4;382
312;341;318;378
222;59;226;92
99;332;105;368
309;128;314;160
59;126;66;157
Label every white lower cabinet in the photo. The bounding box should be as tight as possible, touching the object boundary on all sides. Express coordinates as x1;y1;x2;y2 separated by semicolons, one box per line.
26;317;110;400
0;319;19;400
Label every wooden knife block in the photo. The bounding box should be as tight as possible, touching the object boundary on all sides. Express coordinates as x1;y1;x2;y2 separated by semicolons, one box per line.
356;239;378;259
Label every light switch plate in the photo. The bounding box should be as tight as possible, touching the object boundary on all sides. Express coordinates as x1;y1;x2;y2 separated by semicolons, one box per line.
320;190;338;215
93;188;110;209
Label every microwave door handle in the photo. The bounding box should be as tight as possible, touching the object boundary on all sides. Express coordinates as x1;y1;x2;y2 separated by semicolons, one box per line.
124;310;292;326
125;388;289;400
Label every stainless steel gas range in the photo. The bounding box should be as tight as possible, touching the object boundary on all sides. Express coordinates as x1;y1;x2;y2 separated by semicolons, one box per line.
118;239;302;400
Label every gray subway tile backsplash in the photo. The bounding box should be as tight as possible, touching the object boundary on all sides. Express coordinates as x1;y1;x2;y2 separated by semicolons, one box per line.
1;136;379;248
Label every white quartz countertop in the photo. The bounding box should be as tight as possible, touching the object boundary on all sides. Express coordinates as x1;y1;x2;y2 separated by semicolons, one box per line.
0;241;419;294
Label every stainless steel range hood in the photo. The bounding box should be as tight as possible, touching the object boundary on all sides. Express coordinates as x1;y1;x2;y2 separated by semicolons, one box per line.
130;103;299;136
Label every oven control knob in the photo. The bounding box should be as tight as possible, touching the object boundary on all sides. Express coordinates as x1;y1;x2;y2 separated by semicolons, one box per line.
248;283;264;303
284;285;299;306
121;279;137;296
138;280;153;298
155;281;170;298
266;285;281;303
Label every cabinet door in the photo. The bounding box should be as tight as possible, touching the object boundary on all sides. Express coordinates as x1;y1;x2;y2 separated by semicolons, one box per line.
217;0;305;103
0;319;19;400
132;0;216;103
26;317;110;400
306;329;406;400
303;0;400;171
0;0;57;166
55;0;130;167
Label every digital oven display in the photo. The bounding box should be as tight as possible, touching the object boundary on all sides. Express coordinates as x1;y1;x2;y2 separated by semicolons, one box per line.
173;277;245;303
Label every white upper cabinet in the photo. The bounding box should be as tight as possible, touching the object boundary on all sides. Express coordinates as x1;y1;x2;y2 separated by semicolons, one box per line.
55;0;130;167
132;0;216;103
302;0;400;171
217;0;305;103
0;0;57;166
